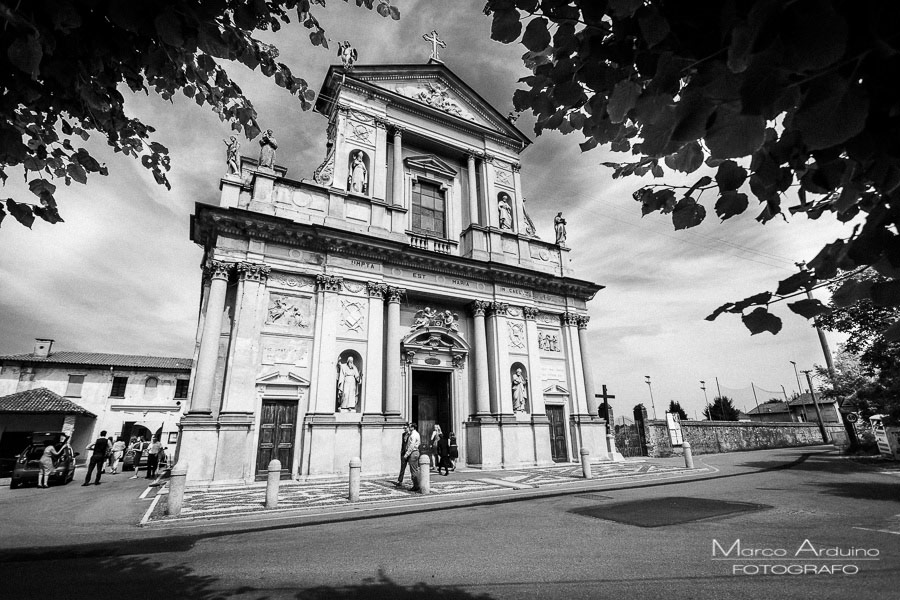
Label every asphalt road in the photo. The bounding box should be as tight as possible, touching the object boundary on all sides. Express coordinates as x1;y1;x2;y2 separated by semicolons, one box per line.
1;448;898;599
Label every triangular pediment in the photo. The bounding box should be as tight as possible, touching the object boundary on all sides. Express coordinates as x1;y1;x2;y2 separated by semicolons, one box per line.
405;155;458;178
316;64;530;148
256;369;310;386
543;383;570;396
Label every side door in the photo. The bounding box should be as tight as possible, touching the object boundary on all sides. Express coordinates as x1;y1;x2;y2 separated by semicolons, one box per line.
256;400;298;480
546;405;568;462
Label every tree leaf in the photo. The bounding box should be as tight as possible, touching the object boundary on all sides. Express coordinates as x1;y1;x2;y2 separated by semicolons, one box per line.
491;8;522;44
715;160;747;192
664;141;704;173
66;163;87;184
5;199;35;228
7;34;42;78
742;307;783;335
715;191;749;221
793;75;868;151
522;17;550;52
705;104;766;159
788;298;829;319
672;196;706;230
28;178;56;197
607;80;641;124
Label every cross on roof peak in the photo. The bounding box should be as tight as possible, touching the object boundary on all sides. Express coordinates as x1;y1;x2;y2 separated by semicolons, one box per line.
422;29;446;62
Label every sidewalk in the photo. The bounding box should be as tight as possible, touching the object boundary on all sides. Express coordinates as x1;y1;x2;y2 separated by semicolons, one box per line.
144;457;712;526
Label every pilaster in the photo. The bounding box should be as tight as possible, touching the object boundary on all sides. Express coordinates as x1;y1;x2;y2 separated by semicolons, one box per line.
364;282;387;415
311;274;344;414
384;285;405;418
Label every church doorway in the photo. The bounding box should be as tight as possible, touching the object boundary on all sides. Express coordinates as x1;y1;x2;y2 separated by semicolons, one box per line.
411;370;452;459
546;405;568;462
255;399;298;480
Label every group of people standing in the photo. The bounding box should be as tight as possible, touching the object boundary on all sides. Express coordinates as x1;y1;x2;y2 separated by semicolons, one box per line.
395;423;459;490
82;432;165;486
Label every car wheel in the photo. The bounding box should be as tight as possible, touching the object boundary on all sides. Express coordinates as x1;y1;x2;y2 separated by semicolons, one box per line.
9;478;20;489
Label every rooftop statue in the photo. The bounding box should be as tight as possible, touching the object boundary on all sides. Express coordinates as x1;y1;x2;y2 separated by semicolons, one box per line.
258;129;277;169
554;212;567;247
338;41;358;70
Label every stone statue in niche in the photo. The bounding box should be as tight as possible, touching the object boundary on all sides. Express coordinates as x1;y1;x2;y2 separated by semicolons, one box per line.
498;193;513;230
258;129;277;169
348;150;368;194
223;135;240;175
337;356;362;411
554;212;567;247
337;41;358;70
512;368;528;412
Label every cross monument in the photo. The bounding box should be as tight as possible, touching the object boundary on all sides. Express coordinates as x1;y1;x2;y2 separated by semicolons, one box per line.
595;385;616;434
422;29;446;62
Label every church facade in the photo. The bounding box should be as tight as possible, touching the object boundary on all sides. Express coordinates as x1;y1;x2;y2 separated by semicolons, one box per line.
179;62;606;484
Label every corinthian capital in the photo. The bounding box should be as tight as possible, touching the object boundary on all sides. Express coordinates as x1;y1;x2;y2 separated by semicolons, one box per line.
576;315;590;329
315;274;344;293
205;260;231;281
488;302;509;316
523;306;538;320
469;300;490;317
563;312;579;326
367;281;388;298
236;262;271;283
386;286;405;303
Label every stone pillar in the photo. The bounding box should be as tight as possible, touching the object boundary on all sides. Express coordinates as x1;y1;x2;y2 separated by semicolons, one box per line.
392;127;404;206
577;315;599;416
523;307;545;417
482;153;497;228
363;282;387;415
564;312;589;415
384;286;405;418
221;262;270;413
467;153;479;226
188;260;231;415
469;301;491;416
486;302;513;416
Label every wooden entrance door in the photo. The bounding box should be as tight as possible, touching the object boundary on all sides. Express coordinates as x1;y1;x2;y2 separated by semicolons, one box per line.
412;370;452;459
256;400;297;480
546;405;568;462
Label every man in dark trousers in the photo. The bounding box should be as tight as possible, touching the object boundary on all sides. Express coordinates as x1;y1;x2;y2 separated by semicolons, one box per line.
83;430;110;486
405;423;421;492
394;423;410;487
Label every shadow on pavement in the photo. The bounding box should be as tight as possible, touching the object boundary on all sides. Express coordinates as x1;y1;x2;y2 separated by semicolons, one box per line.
810;481;900;502
295;569;494;600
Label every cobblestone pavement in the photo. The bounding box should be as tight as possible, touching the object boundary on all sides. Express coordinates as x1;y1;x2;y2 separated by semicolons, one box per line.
148;460;709;523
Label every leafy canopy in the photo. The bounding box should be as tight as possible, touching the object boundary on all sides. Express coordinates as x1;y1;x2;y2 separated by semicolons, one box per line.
667;400;687;420
702;396;741;421
484;0;900;338
0;0;400;228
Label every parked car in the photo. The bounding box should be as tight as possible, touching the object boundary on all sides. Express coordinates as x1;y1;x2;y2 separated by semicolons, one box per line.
9;432;79;489
123;441;150;471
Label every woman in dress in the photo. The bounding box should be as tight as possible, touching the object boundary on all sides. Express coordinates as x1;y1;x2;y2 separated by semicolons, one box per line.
448;432;459;471
429;424;443;470
38;439;62;488
436;433;452;476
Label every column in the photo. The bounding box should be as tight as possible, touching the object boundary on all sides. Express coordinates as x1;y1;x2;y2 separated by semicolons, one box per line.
486;301;513;415
482;153;496;227
564;312;589;415
364;282;387;415
577;315;599;416
523;307;545;417
469;301;491;416
311;274;343;414
221;262;270;413
188;260;231;415
384;286;405;417
391;127;404;206
467;153;479;226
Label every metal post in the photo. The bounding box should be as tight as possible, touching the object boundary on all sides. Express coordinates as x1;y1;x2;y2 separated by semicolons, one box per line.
803;370;829;443
349;457;361;502
417;453;431;495
682;442;694;469
790;361;804;397
644;375;657;420
750;382;761;414
580;448;592;479
700;381;711;420
166;462;188;517
265;459;281;508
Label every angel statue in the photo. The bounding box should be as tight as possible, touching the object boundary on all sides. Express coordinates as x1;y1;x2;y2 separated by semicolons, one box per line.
338;41;358;70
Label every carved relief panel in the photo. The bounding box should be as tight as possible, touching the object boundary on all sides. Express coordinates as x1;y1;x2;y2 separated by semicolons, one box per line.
266;293;314;330
338;297;367;336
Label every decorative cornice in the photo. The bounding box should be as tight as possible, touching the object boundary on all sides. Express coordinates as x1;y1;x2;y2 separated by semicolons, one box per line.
205;260;231;281
316;274;343;292
386;286;405;303
236;262;270;283
366;281;388;298
576;315;590;329
469;300;490;317
488;301;509;316
523;306;538;320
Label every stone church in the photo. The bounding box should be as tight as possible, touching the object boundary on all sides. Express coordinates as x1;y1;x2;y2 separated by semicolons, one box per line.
179;58;606;484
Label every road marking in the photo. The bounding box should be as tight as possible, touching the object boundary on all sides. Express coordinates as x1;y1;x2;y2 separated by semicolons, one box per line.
853;527;900;536
139;491;163;526
476;478;535;490
138;486;154;500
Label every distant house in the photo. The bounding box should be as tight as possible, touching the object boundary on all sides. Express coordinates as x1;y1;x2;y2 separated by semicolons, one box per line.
0;338;192;465
745;394;842;424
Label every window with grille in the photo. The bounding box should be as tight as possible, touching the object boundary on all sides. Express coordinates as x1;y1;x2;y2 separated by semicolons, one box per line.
411;180;446;238
110;376;128;398
174;379;189;399
65;374;84;397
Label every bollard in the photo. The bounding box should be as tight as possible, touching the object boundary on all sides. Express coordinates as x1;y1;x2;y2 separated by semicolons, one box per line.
418;453;431;494
682;442;694;469
349;457;361;502
265;459;281;508
580;448;592;479
166;462;188;517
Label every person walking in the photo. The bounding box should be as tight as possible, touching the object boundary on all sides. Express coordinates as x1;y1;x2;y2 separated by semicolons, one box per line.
436;433;452;476
104;436;115;473
83;430;110;486
394;423;411;487
404;423;421;492
38;439;62;488
128;438;144;480
448;432;459;471
429;424;443;470
145;437;162;480
108;437;126;474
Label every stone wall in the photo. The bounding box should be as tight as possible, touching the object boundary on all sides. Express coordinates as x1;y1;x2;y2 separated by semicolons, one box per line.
643;420;850;457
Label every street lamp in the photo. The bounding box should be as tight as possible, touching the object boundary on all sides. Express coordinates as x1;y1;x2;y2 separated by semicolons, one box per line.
644;375;657;420
790;360;804;397
700;380;711;420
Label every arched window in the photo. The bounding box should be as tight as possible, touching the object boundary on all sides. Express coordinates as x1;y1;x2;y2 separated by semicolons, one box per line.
145;376;158;389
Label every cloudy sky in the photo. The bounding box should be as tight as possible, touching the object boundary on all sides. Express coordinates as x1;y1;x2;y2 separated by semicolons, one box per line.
0;1;851;421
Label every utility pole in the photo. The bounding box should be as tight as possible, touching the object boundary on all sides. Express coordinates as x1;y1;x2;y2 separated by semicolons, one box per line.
715;377;723;400
797;262;837;382
750;382;761;415
644;375;657;420
802;369;829;443
700;380;711;420
790;360;804;398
